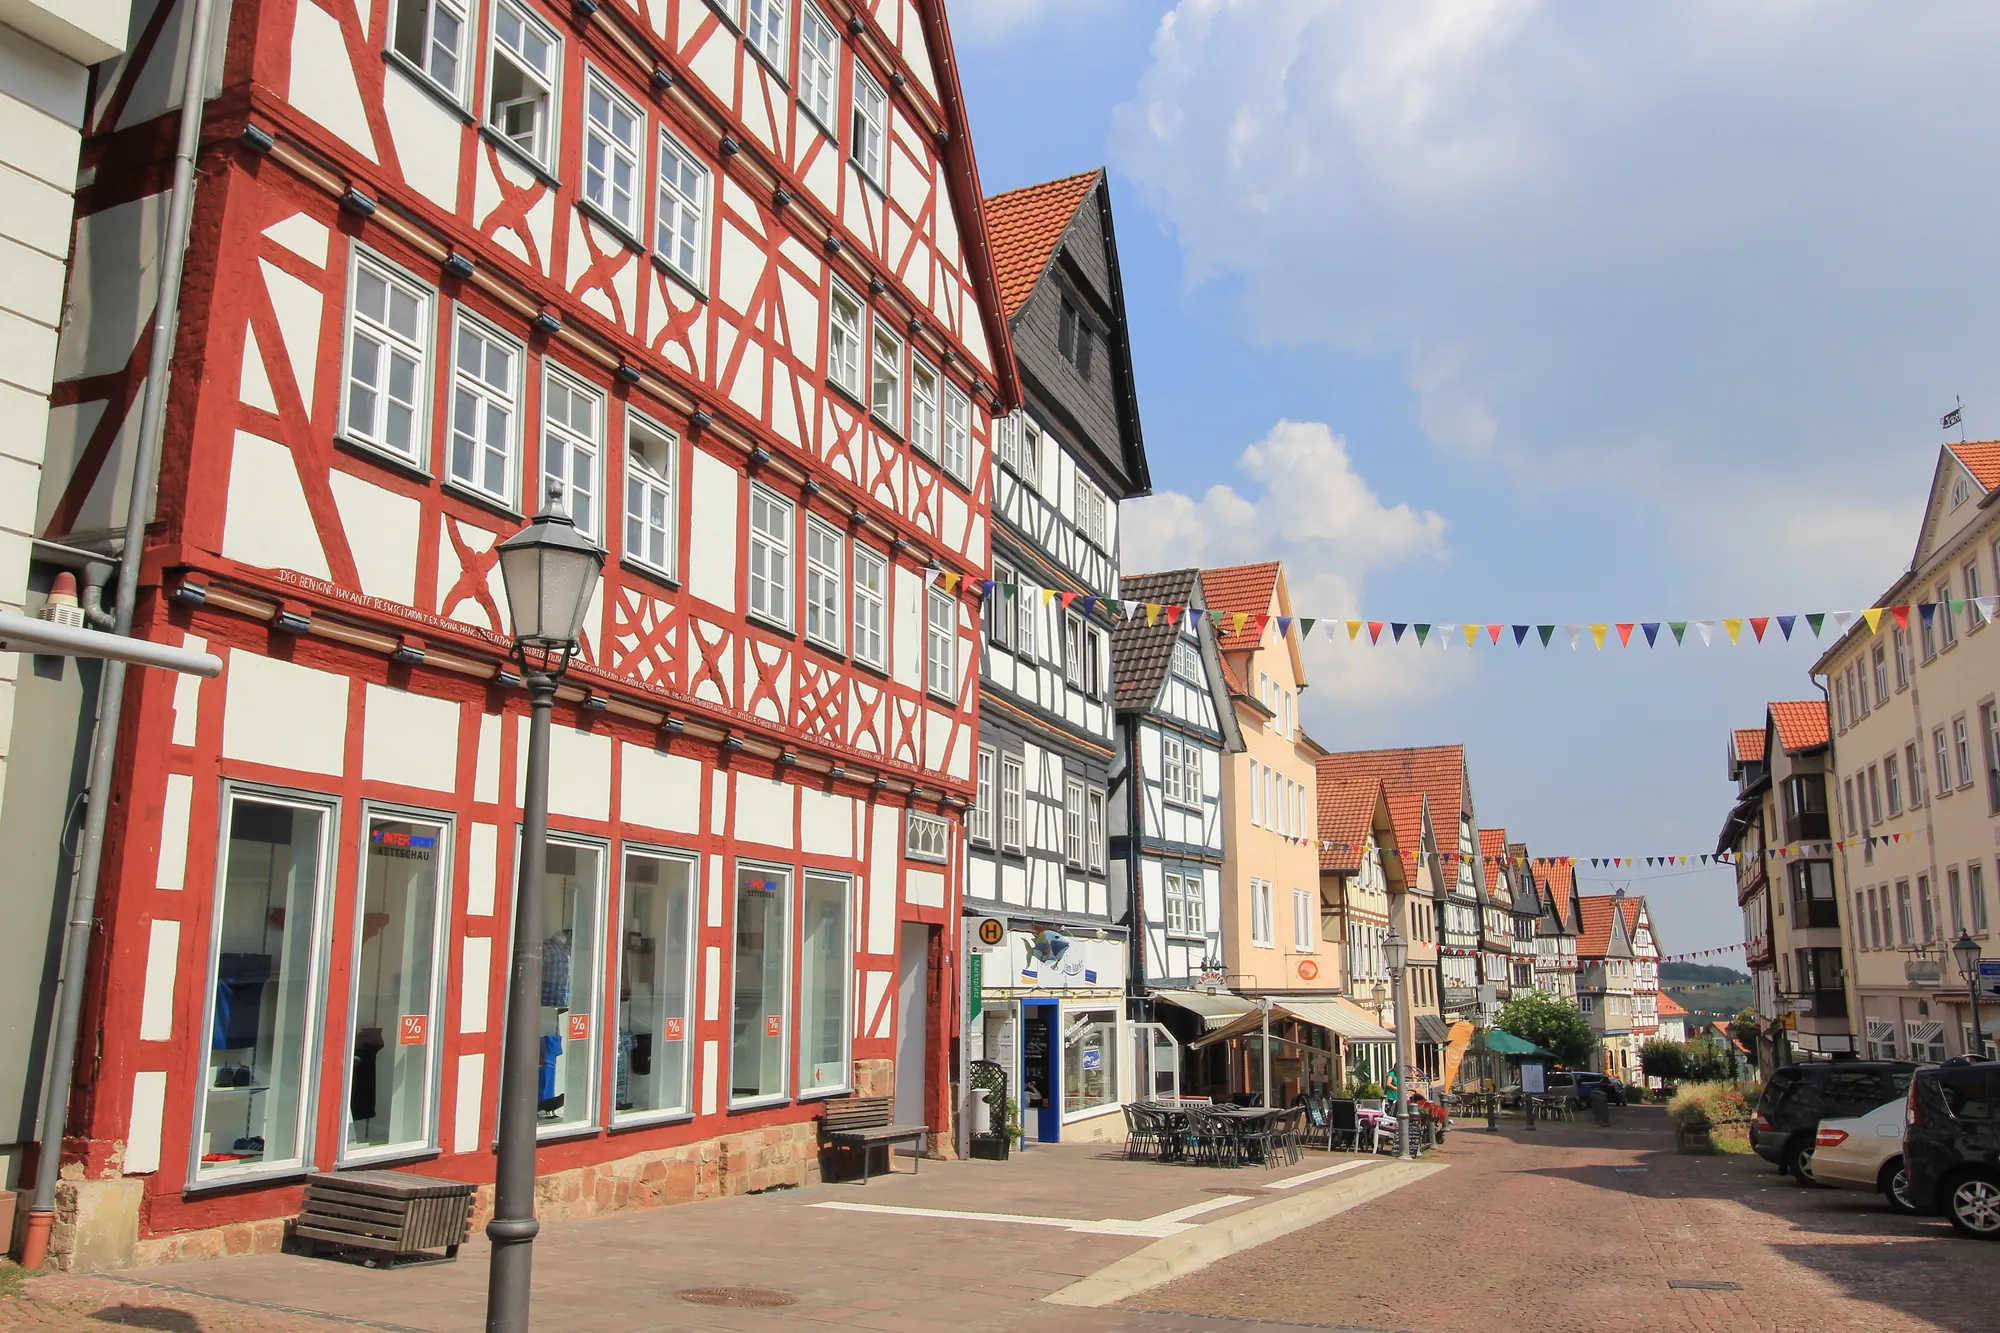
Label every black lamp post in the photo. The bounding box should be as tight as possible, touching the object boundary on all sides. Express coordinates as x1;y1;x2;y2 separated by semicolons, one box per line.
1954;930;1985;1060
487;496;602;1333
1385;929;1413;1159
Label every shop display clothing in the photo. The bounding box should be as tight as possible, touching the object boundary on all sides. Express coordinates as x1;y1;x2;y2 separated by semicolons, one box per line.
542;933;572;1008
350;1026;385;1122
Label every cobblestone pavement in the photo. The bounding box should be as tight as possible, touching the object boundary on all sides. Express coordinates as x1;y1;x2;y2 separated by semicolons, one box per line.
1136;1107;1999;1333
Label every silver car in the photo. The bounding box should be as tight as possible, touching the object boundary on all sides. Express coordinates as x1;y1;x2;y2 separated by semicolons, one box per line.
1810;1097;1915;1213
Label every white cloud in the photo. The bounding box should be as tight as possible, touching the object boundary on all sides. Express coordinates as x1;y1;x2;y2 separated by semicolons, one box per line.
1111;0;2000;592
950;0;1112;42
1123;419;1458;703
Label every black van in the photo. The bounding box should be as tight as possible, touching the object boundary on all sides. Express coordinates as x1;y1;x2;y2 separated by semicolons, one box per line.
1752;1062;1920;1185
1904;1062;2000;1239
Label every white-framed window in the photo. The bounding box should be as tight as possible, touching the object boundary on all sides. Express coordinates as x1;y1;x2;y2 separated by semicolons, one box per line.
1873;643;1890;702
941;381;971;484
925;586;957;701
1940;580;1959;648
582;70;642;236
796;1;838;132
1063;612;1084;688
908;356;939;459
1971;860;1990;933
1956;715;1975;787
1966;559;1987;629
392;0;471;101
906;811;951;862
342;250;431;465
1248;759;1262;827
1161;734;1185;806
1937;728;1953;799
850;63;886;185
1062;1009;1119;1119
541;366;602;539
623;412;677;577
1895;627;1911;688
971;746;995;847
1907;742;1926;807
852;544;886;669
1087;790;1105;873
1000;755;1024;852
1084;624;1105;699
1886;753;1903;817
1076;474;1109;550
1923;605;1939;660
987;559;1016;651
1014;572;1035;657
797;870;852;1096
656;129;710;288
870;318;903;429
1836;676;1847;731
447;311;520;505
730;862;791;1105
827;281;864;398
1064;779;1085;868
1294;889;1315;952
748;485;794;629
1181;745;1202;806
1163;871;1186;935
1183;873;1206;935
803;517;844;651
1251;879;1274;947
1171;636;1203;683
488;0;560;170
744;0;788;70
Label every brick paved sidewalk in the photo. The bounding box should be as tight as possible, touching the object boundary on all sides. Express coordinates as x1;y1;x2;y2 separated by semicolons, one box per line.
0;1142;1410;1333
1135;1106;1999;1333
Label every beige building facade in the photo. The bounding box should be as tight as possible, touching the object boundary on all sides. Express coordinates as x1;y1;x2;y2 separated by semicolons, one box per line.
1816;442;2000;1062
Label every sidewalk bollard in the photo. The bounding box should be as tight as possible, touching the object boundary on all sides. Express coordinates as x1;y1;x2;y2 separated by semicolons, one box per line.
1591;1087;1611;1126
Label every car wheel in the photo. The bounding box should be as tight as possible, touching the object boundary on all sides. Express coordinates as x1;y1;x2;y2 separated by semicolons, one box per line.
1785;1137;1825;1188
1944;1170;2000;1240
1879;1158;1916;1215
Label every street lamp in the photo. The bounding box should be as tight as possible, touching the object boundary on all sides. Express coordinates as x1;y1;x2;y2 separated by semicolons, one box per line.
1954;930;1985;1060
1384;930;1414;1160
488;495;603;1333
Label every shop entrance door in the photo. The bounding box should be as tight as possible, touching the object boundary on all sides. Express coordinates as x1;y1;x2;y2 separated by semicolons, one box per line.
1132;1022;1179;1101
1021;999;1059;1142
894;924;928;1137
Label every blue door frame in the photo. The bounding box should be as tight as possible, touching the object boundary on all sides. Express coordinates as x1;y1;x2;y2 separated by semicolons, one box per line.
1023;999;1060;1142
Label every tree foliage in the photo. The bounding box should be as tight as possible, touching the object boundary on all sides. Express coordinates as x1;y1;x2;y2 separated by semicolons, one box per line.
1494;991;1596;1066
1639;1039;1688;1082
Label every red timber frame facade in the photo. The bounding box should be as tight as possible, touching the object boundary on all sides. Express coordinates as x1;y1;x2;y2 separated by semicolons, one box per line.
35;0;1015;1260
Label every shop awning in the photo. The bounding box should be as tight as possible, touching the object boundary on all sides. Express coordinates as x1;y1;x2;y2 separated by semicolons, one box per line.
1191;997;1396;1049
1150;989;1257;1030
1415;1015;1452;1046
1485;1029;1559;1060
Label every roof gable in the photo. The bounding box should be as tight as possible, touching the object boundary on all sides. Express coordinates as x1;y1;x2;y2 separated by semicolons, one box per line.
1317;745;1468;830
1199;562;1309;688
1768;700;1828;754
1318;777;1389;872
1577;894;1636;958
984;170;1098;319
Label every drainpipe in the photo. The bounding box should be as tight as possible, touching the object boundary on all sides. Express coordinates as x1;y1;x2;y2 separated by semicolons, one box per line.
19;0;219;1271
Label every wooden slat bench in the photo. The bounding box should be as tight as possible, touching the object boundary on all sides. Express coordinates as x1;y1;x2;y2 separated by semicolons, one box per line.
822;1096;929;1183
293;1171;474;1267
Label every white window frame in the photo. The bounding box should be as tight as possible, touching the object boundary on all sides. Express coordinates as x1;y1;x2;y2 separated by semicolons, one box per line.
1087;789;1105;873
1251;880;1274;948
1084;624;1105;699
1161;734;1185;806
1063;612;1084;688
1940;580;1959;647
925;586;957;702
610;844;700;1125
850;62;886;186
1163;871;1186;935
852;543;886;670
1184;872;1206;935
1171;636;1203;683
796;869;854;1097
487;0;561;172
728;860;793;1109
342;248;433;467
748;484;794;630
655;129;711;289
623;411;677;579
796;1;839;134
1966;558;1987;629
1294;889;1316;953
582;69;643;238
870;318;904;430
1182;745;1202;807
804;516;843;652
744;0;789;71
1956;715;1975;788
1064;779;1086;868
1248;759;1262;828
827;281;865;398
391;0;472;103
971;746;996;847
906;811;951;863
447;309;521;507
941;381;971;484
541;364;604;539
1000;755;1024;852
908;355;939;460
988;560;1016;652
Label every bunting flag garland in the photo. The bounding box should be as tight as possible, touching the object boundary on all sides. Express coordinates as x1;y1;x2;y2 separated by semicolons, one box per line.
1657;943;1746;963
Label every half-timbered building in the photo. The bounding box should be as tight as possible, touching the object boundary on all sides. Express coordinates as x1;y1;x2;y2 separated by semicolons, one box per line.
6;0;1014;1264
962;168;1148;1145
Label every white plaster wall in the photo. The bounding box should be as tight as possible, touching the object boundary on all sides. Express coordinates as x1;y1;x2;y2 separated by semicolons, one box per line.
686;448;739;611
222;651;350;775
360;683;460;791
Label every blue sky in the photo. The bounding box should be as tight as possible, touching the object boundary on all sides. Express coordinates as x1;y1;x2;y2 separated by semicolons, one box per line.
947;0;2000;957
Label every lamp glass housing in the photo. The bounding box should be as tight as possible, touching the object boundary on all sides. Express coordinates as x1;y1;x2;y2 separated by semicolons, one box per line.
1384;929;1408;972
1954;930;1982;983
497;503;604;646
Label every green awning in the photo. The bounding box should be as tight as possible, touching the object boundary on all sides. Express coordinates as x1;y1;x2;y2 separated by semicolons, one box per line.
1485;1029;1558;1059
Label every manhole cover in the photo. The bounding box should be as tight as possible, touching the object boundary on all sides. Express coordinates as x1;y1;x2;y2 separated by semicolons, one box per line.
677;1288;799;1309
1667;1280;1742;1291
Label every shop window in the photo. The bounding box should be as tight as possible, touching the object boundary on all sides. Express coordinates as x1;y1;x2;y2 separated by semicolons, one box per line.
731;865;791;1105
194;789;336;1184
614;848;694;1122
530;839;603;1133
797;873;852;1096
344;809;451;1161
1063;1009;1118;1118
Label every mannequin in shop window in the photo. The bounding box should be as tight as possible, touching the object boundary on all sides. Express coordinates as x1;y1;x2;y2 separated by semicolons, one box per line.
540;926;573;1116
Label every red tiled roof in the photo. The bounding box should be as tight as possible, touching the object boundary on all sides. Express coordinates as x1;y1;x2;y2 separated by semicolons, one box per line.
1769;700;1829;754
1218;653;1247;698
1657;994;1688;1017
1576;894;1627;957
1542;859;1577;928
1318;778;1385;871
1384;792;1428;867
1478;827;1507;893
1618;896;1652;949
1317;746;1467;828
1200;562;1283;651
1733;728;1765;764
982;170;1100;319
1949;441;2000;493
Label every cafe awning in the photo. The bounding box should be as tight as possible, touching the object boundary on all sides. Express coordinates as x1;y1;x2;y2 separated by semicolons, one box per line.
1150;989;1257;1030
1415;1015;1452;1046
1485;1029;1559;1060
1191;997;1396;1049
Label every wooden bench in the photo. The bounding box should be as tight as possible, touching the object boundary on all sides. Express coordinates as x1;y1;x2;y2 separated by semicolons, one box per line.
822;1096;929;1183
293;1171;474;1266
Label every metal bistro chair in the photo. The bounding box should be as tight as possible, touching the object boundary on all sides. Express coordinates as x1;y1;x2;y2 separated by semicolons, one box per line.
1273;1106;1307;1166
1123;1104;1172;1161
1326;1099;1362;1153
1186;1107;1241;1167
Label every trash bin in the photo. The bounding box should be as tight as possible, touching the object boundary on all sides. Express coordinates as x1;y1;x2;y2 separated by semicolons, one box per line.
1589;1087;1611;1126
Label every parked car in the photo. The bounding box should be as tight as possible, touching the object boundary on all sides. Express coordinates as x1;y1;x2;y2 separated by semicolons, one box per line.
1545;1071;1630;1106
1750;1061;1920;1186
1904;1061;2000;1240
1810;1098;1914;1212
